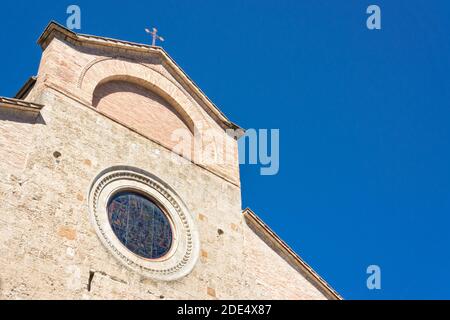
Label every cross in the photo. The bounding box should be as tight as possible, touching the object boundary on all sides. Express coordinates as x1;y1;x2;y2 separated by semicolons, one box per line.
145;27;165;47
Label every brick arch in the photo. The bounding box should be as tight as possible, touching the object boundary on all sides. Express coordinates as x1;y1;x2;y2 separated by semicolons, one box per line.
93;75;196;135
94;79;196;148
78;58;205;134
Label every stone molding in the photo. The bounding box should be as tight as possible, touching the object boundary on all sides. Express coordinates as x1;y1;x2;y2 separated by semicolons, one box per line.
0;97;43;113
88;166;200;281
243;208;343;300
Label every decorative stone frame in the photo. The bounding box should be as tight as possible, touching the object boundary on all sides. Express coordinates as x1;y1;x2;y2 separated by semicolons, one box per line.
88;166;200;281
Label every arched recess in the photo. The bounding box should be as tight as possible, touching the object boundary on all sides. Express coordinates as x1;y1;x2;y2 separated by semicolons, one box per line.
92;75;195;135
78;58;207;134
78;58;210;159
77;57;240;184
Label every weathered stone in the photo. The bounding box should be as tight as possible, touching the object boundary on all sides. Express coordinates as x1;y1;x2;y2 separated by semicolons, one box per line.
0;22;340;300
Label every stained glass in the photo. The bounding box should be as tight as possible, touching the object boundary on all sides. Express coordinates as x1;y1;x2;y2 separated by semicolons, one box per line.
107;191;173;259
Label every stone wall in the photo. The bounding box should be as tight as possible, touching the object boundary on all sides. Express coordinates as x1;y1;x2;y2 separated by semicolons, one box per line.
243;216;328;300
0;87;244;299
0;29;331;299
0;108;38;174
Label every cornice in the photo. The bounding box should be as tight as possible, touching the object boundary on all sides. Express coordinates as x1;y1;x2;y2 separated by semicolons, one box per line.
0;96;44;113
243;207;343;300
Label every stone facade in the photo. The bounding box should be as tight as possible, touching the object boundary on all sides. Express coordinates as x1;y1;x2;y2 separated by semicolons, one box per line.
0;22;339;300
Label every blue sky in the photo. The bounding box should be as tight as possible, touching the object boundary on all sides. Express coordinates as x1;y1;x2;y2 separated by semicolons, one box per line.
2;0;450;299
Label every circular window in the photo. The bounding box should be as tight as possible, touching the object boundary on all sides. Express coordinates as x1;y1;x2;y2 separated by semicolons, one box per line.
107;191;173;260
88;166;200;281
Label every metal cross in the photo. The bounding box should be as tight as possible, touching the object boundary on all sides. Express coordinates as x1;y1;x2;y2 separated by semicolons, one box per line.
145;27;165;47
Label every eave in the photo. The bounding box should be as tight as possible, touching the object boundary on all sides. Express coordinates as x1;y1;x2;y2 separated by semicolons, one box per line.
243;208;343;300
15;76;37;99
0;96;44;114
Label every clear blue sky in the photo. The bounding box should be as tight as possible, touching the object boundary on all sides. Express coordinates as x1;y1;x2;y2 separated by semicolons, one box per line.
2;0;450;300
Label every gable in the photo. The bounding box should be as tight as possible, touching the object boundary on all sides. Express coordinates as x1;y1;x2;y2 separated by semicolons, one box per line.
37;22;240;131
34;22;241;185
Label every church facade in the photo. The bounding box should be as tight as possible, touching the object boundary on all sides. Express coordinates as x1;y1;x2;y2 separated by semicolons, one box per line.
0;22;340;300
